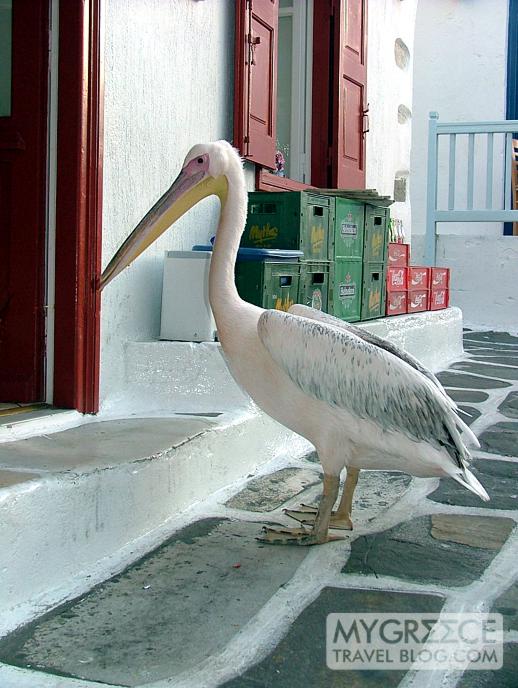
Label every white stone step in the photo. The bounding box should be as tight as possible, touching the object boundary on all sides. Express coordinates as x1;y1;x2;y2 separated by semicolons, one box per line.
0;410;306;636
120;307;464;414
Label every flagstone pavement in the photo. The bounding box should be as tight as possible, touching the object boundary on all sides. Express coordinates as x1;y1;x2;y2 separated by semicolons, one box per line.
1;330;518;688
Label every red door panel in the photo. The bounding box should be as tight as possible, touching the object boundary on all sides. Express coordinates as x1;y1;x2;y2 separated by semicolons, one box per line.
234;0;278;169
0;1;49;401
312;0;368;189
341;77;363;167
335;0;367;189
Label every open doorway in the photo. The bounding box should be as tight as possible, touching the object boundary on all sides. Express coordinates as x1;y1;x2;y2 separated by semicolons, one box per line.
276;0;313;184
0;0;103;419
0;0;49;415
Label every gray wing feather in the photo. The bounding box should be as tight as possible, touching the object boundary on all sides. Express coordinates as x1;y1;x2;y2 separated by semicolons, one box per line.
288;304;445;395
258;309;472;467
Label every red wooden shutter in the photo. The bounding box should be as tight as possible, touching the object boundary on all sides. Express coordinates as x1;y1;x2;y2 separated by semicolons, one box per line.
334;0;368;188
234;0;278;169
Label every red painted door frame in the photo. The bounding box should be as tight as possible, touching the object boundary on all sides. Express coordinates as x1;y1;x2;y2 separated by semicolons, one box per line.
53;0;104;414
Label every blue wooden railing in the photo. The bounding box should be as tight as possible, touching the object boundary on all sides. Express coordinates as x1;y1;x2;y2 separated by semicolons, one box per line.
425;112;518;265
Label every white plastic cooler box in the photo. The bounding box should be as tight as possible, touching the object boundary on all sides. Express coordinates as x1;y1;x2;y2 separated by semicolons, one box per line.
160;250;216;342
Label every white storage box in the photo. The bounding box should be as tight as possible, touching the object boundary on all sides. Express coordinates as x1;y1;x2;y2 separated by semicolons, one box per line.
160;251;216;342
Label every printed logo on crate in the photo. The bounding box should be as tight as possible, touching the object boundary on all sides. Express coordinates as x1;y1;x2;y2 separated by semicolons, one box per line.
409;267;430;288
388;243;409;267
311;289;323;311
431;267;450;288
408;290;429;312
387;267;407;290
368;288;381;312
389;294;405;310
340;212;357;238
311;225;325;253
274;295;295;312
248;223;279;246
371;233;384;257
430;288;449;309
339;274;356;300
387;291;407;315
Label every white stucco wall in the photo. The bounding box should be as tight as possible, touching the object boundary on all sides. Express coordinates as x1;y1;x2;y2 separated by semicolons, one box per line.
411;0;509;238
412;235;518;332
100;0;252;410
367;0;418;240
99;1;443;411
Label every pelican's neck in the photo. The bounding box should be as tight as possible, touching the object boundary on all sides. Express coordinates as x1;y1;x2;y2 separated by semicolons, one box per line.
209;171;248;322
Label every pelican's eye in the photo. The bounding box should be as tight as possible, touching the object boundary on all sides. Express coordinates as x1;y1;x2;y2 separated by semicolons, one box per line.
197;157;204;165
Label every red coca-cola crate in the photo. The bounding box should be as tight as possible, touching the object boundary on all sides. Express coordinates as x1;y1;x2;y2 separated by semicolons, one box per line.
407;289;430;313
430;288;449;310
386;266;408;291
408;266;430;289
431;267;450;289
388;243;410;267
386;291;407;316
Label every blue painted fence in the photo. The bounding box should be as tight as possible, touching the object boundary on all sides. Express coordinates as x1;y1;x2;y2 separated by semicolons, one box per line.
425;112;518;265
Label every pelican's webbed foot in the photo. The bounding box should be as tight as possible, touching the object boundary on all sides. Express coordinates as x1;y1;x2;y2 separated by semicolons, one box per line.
283;504;353;530
257;525;344;546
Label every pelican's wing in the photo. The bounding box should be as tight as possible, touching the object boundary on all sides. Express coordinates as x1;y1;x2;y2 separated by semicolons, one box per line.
258;309;479;465
288;304;446;397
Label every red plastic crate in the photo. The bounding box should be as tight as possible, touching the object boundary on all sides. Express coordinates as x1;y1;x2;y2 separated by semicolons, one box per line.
430;288;449;310
407;289;429;313
388;243;410;267
386;291;407;316
408;266;430;289
431;267;450;289
386;266;408;291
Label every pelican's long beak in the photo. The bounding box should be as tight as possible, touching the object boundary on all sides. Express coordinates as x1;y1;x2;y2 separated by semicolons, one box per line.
100;169;226;290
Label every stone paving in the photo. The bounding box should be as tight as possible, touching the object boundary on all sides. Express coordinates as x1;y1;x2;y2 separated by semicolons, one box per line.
1;330;518;687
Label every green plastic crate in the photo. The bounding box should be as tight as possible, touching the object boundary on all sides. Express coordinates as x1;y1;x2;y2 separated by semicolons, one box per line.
235;260;301;311
299;261;331;312
242;191;332;260
332;198;365;259
361;263;386;320
364;205;389;263
329;258;363;322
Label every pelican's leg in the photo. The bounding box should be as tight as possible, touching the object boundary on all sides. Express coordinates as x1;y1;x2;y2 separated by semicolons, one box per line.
332;466;360;530
284;467;360;530
258;474;343;545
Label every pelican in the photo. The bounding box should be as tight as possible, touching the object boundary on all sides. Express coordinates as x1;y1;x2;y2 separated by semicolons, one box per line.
101;141;489;545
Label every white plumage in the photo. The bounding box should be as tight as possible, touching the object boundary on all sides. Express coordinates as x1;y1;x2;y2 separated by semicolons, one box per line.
101;141;489;546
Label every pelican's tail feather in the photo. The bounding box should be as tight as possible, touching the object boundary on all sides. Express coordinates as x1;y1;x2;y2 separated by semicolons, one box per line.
451;468;490;502
455;416;481;449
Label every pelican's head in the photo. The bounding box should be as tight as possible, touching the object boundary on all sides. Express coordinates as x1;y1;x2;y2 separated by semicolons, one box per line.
100;140;240;290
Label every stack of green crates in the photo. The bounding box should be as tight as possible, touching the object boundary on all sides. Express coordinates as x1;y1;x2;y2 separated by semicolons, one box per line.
237;190;389;321
329;198;364;322
240;191;333;312
234;249;302;312
362;205;389;320
329;198;389;322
